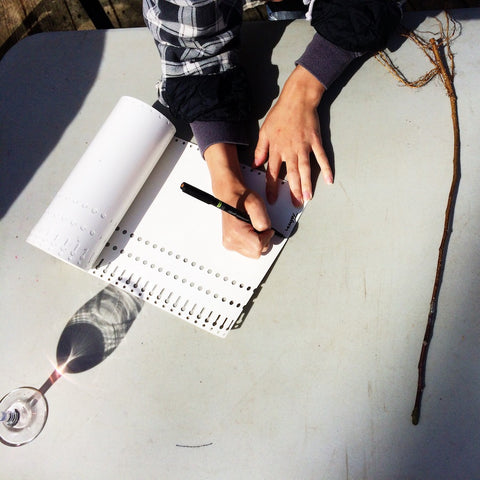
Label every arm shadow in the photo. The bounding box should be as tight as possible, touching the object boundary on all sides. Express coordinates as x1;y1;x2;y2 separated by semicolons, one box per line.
0;29;107;218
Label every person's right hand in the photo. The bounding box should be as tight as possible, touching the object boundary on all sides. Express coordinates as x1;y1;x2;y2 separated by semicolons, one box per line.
220;188;274;258
205;143;275;259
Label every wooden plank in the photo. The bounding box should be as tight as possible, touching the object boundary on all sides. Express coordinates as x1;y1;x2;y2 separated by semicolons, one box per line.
0;0;145;59
100;0;143;29
78;0;113;29
0;0;95;59
57;0;95;31
0;0;38;54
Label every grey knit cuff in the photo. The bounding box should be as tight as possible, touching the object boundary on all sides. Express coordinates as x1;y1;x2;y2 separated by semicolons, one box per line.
296;33;360;89
190;120;249;156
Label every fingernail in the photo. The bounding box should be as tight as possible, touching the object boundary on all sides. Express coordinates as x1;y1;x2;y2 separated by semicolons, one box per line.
303;190;312;202
326;174;334;184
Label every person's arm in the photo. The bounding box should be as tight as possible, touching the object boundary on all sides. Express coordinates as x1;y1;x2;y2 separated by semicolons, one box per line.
255;0;402;205
143;0;275;257
143;0;250;154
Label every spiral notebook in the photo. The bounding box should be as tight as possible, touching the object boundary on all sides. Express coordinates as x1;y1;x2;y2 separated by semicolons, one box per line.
28;96;303;337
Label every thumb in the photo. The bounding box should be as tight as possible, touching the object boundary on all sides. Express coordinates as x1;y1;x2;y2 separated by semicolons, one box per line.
244;190;271;233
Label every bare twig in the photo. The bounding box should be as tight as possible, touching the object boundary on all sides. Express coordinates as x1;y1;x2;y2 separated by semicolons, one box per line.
411;37;460;425
375;12;461;425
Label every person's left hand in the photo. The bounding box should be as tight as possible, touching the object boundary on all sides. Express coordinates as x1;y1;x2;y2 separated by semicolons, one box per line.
253;65;333;206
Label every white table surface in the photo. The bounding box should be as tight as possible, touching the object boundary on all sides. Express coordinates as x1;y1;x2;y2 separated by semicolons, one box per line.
1;9;479;479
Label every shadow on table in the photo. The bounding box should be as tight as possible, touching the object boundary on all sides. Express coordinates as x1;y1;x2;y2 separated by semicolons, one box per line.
39;285;144;396
0;29;107;218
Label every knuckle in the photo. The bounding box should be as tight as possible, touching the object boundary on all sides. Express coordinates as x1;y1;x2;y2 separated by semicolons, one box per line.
222;233;236;251
255;220;270;232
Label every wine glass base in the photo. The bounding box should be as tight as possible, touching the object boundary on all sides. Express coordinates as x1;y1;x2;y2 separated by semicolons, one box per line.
0;387;48;447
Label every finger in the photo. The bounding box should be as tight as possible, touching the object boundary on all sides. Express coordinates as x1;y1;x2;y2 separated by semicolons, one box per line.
244;195;274;254
253;130;269;167
298;150;312;202
222;191;274;259
312;137;333;184
284;155;303;207
259;230;275;253
244;191;272;232
222;215;265;259
265;153;282;204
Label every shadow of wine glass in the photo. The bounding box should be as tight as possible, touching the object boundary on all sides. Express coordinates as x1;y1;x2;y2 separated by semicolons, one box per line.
39;284;144;396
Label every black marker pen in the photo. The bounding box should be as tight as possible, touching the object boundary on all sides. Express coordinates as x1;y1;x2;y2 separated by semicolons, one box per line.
180;182;284;238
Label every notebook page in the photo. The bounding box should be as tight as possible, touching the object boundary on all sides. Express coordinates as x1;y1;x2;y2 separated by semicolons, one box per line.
89;138;303;337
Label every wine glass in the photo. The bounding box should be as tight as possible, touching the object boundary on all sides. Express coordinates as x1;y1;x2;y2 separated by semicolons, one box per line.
0;284;143;447
0;387;49;447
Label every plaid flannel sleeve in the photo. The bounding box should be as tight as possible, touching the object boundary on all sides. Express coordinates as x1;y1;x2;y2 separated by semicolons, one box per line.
143;0;252;154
